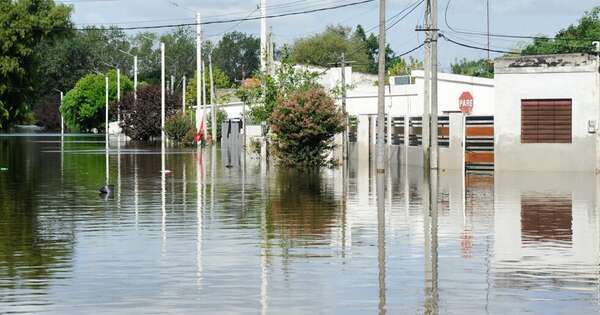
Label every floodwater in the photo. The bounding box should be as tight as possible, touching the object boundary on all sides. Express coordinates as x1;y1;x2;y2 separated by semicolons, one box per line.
1;134;600;314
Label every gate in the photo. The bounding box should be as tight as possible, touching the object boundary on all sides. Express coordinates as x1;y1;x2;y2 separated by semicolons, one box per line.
465;116;494;172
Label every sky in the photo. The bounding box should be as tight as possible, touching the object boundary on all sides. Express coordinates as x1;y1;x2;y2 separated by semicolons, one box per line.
59;0;600;71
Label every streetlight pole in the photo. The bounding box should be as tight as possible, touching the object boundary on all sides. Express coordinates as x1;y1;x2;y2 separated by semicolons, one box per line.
118;49;138;102
196;12;203;136
161;42;166;143
53;89;65;135
183;75;187;113
209;54;216;142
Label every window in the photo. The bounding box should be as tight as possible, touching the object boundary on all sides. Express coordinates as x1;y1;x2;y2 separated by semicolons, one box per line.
521;99;572;144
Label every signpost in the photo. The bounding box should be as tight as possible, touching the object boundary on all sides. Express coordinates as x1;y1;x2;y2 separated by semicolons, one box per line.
459;92;474;114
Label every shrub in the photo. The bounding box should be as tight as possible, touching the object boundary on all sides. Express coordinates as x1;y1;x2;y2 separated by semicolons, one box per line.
207;107;228;141
165;112;194;144
61;70;133;132
270;87;345;168
117;85;180;141
33;95;62;131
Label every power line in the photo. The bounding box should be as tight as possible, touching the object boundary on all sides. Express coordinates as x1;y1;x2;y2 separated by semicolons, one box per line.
443;0;599;42
439;33;519;55
386;0;424;31
63;0;375;31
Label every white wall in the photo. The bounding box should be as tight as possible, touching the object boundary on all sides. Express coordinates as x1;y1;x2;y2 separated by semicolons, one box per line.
494;54;600;172
344;70;495;118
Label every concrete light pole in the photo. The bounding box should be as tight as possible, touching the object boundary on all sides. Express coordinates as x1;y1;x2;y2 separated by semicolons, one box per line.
431;0;439;170
183;75;187;113
196;12;203;134
376;0;386;173
161;42;166;143
53;89;65;135
260;0;268;72
119;49;138;103
209;54;216;142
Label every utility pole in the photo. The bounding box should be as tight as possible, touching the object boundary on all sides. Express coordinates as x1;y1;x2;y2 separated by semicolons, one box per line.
376;0;386;173
431;0;439;170
60;91;64;135
183;75;187;113
105;75;109;143
594;41;600;173
209;54;216;143
171;75;175;95
422;1;431;170
134;55;138;103
340;52;348;162
260;0;268;72
161;42;166;143
117;68;121;122
196;12;202;134
486;0;490;61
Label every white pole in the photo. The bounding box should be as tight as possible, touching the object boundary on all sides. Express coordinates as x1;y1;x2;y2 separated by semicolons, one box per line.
60;91;64;135
105;76;109;140
183;75;187;113
594;41;600;172
161;42;166;143
431;0;439;170
196;12;202;132
202;61;207;134
376;0;386;173
209;55;216;142
117;68;121;122
171;75;175;95
134;55;138;103
260;0;267;72
423;1;431;170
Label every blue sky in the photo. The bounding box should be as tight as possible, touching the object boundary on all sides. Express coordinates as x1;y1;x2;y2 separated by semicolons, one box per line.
61;0;600;71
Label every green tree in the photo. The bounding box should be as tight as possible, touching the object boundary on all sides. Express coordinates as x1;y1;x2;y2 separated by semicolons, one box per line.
450;58;494;78
353;24;398;74
61;70;133;132
291;25;370;73
0;0;72;129
212;32;260;83
185;65;231;107
236;62;320;125
522;7;600;55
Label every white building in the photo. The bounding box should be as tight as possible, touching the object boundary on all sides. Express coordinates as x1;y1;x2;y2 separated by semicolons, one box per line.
494;53;600;172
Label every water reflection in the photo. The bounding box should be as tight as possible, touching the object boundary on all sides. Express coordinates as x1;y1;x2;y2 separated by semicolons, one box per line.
0;135;600;313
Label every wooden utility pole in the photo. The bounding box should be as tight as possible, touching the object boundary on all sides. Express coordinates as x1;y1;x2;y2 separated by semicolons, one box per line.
376;0;386;173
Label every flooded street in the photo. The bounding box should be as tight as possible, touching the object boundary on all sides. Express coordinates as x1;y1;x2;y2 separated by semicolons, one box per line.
1;134;600;314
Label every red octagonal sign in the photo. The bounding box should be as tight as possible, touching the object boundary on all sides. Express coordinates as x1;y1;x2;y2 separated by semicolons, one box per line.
459;92;474;114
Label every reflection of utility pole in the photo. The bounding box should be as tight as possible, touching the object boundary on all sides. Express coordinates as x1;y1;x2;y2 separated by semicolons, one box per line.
423;169;439;314
376;173;386;314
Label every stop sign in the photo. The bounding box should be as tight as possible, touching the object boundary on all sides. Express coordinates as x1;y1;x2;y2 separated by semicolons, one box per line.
459;92;474;114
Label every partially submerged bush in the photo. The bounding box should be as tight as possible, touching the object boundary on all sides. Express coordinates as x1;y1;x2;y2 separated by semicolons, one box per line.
118;85;180;141
34;95;62;131
165;112;194;144
270;88;344;168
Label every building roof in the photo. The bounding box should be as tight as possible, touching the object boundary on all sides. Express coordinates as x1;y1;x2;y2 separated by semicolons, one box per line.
495;53;598;74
